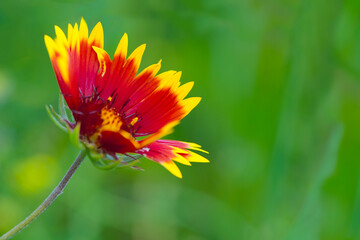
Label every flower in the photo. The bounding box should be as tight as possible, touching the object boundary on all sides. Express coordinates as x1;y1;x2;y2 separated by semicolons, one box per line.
44;18;209;178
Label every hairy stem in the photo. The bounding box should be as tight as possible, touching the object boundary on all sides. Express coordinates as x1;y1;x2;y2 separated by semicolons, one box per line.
0;150;87;240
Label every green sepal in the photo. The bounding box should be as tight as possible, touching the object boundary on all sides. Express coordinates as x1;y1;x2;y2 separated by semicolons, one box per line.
45;105;67;132
86;148;144;171
131;165;144;171
67;123;85;150
118;154;144;171
122;160;143;170
88;155;124;170
58;93;74;122
58;94;68;120
86;146;122;170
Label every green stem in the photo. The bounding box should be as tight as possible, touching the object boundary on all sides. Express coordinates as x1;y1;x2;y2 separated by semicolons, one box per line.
0;150;87;240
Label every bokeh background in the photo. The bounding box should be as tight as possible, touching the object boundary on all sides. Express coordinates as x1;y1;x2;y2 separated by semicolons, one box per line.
1;0;360;239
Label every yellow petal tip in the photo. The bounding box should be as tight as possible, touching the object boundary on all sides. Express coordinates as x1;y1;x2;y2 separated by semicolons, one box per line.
44;35;56;58
162;161;183;178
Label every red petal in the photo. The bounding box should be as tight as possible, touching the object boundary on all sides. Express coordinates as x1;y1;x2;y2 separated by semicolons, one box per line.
98;130;138;154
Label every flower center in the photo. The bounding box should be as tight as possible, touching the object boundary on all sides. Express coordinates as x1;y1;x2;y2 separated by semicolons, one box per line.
98;107;123;132
72;96;142;155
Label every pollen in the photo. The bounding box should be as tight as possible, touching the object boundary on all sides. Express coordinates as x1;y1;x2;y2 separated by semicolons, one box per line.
99;107;123;132
130;117;139;126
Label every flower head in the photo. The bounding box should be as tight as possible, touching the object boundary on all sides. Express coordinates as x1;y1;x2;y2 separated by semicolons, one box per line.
44;18;208;178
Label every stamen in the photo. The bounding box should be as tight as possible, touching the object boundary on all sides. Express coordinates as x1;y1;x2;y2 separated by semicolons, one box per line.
134;132;151;137
98;97;106;103
134;126;141;133
124;154;137;160
63;119;76;129
79;87;84;97
108;94;118;108
88;109;102;115
80;95;93;100
130;117;138;126
79;87;96;100
120;98;130;111
124;111;138;119
60;92;72;97
72;110;85;115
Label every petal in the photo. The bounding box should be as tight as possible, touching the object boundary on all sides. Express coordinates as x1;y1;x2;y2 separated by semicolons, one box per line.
128;87;185;136
172;152;191;166
176;81;194;100
67;24;74;46
79;17;89;42
114;33;128;60
44;34;70;90
55;25;68;47
98;130;139;154
157;140;210;157
139;121;179;147
116;60;162;114
136;141;183;178
120;71;200;136
45;19;103;109
92;46;111;78
89;22;104;48
100;43;147;106
136;140;209;178
44;35;58;61
162;161;182;178
108;33;128;83
181;97;201;117
184;151;210;163
70;23;80;53
127;44;146;73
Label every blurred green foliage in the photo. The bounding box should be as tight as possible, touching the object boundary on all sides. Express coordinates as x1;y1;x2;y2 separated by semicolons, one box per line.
0;0;360;239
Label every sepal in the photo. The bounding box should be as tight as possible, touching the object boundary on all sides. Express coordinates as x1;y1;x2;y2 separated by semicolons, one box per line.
87;151;123;170
45;105;67;132
46;93;74;132
58;94;73;122
66;123;85;150
86;146;144;171
119;154;144;171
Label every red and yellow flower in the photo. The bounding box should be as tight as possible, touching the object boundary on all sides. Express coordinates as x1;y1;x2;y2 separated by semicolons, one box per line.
44;18;209;178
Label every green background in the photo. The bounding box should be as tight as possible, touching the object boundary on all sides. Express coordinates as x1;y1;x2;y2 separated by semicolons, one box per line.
0;0;360;239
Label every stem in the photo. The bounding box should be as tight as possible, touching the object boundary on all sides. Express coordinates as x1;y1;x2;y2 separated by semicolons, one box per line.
0;150;87;240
